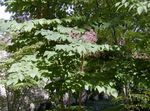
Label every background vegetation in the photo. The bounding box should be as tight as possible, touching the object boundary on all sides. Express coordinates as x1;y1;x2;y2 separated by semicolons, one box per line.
0;0;150;111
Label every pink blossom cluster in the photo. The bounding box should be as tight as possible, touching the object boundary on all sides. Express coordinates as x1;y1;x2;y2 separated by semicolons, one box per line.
68;30;81;39
82;29;97;43
68;29;97;43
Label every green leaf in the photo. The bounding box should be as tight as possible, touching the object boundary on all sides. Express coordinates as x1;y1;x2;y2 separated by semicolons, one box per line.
129;4;135;11
148;3;150;8
18;74;24;81
57;25;73;33
7;78;18;86
115;2;121;7
137;6;144;15
110;89;118;98
124;2;129;8
122;0;126;4
76;45;86;55
44;51;57;59
95;86;105;93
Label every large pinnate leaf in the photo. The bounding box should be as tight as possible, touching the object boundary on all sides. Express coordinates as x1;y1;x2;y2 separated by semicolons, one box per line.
35;29;73;42
7;55;41;86
55;43;118;56
95;85;118;98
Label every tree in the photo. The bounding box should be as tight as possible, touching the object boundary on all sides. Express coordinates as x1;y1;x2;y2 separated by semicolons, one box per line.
0;0;150;111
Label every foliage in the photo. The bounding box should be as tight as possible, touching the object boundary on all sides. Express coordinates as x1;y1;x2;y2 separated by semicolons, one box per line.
0;18;119;109
116;0;150;15
1;0;150;111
